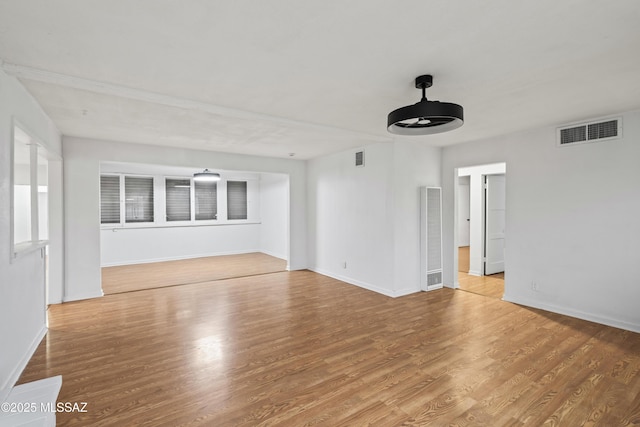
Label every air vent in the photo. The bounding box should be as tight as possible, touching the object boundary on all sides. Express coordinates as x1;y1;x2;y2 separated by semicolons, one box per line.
558;117;621;146
427;272;442;287
355;151;365;167
420;187;443;291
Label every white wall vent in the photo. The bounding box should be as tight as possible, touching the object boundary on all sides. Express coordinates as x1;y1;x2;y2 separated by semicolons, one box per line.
420;187;443;291
355;150;365;167
557;117;621;146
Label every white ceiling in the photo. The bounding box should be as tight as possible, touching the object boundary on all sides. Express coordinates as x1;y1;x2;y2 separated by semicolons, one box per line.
2;0;640;159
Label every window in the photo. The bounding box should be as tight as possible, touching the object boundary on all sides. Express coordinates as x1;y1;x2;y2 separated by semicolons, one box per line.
100;175;154;224
13;132;33;245
125;176;154;223
99;173;252;226
12;124;50;255
227;181;247;220
100;175;120;224
195;181;217;220
166;178;191;221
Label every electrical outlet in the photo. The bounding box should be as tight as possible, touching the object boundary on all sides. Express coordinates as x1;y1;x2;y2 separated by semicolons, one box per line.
531;281;538;291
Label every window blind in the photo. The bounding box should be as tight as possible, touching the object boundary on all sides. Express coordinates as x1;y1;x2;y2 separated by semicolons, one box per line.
166;178;191;221
100;175;120;224
195;181;217;220
227;181;247;220
125;176;154;223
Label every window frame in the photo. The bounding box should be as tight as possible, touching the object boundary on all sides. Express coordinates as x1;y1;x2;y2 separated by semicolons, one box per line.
227;180;248;220
124;175;155;224
11;122;50;259
99;173;156;227
100;174;121;225
164;177;192;223
99;173;255;229
194;179;218;222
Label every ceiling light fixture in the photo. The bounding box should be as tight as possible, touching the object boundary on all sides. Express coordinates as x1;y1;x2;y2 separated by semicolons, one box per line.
193;169;220;182
387;75;463;135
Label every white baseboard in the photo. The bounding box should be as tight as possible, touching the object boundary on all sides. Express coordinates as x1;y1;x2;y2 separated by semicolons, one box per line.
258;249;286;261
467;270;482;277
101;249;262;267
395;287;421;297
63;289;104;302
310;268;418;298
502;294;640;334
0;326;47;405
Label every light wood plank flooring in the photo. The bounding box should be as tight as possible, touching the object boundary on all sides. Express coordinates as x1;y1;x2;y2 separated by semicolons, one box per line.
458;246;505;299
102;252;287;294
21;271;640;426
458;245;470;273
458;272;505;299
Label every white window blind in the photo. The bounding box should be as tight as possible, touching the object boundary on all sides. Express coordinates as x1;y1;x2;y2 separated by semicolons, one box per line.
195;181;217;220
100;175;121;224
165;178;191;221
227;181;247;220
125;176;154;223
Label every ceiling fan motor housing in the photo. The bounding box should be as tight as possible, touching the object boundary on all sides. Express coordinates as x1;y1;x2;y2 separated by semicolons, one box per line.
387;75;464;135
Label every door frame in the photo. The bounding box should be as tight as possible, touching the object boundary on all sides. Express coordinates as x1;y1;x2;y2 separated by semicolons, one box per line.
453;163;506;289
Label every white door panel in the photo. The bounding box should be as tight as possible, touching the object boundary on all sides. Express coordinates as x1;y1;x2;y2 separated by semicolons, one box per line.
485;174;505;275
458;183;470;247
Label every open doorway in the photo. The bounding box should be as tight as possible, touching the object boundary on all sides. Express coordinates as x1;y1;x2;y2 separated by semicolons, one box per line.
456;163;506;299
98;162;290;295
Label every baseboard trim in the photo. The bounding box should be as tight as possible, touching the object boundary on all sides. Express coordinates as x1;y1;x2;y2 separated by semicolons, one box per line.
258;249;287;261
467;270;482;277
63;289;104;302
395;287;421;297
310;268;417;298
502;294;640;333
0;325;47;404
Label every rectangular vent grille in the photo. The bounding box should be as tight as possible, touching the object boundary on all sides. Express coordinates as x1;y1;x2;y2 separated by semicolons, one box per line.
355;151;364;167
421;187;443;292
558;118;621;146
427;272;442;287
426;188;442;271
588;120;617;140
560;126;586;145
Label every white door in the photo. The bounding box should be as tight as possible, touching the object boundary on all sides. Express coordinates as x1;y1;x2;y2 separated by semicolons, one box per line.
484;174;505;275
457;180;470;247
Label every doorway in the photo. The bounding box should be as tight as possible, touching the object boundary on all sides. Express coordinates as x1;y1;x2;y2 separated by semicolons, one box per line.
456;163;506;299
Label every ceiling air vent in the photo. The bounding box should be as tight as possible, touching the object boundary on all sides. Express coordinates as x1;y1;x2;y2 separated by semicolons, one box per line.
355;151;365;167
558;117;621;147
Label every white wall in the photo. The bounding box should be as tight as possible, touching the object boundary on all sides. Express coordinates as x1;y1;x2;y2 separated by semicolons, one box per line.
307;141;440;297
259;173;289;261
63;137;306;302
0;68;62;403
308;143;395;295
442;110;640;332
101;225;262;266
391;141;441;295
458;163;506;277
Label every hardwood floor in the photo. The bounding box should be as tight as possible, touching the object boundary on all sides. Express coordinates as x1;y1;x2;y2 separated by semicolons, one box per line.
458;272;505;299
102;252;287;294
458;246;470;273
20;271;640;426
458;246;505;299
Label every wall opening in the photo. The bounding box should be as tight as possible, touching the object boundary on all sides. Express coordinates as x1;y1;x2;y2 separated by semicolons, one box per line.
455;162;506;299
